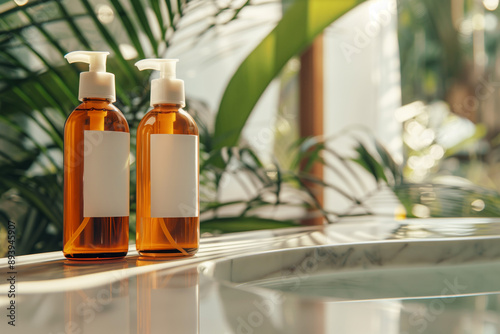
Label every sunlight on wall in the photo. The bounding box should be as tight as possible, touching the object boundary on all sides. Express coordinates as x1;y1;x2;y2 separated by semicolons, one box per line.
323;0;402;216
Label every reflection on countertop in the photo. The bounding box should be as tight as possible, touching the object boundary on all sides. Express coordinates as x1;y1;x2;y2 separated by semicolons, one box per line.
1;217;500;333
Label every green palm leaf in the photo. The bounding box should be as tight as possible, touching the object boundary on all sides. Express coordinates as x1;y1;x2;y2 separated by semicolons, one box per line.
213;0;365;155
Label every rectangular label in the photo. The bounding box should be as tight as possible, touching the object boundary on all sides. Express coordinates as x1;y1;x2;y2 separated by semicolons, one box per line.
150;134;198;218
83;130;130;217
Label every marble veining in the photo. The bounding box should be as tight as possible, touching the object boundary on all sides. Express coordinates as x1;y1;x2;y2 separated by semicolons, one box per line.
2;218;500;333
202;236;500;301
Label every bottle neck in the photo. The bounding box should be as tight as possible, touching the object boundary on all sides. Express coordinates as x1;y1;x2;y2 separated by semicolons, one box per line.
83;97;111;103
152;104;182;112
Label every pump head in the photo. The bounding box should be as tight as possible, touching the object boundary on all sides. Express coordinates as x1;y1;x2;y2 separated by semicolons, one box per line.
135;59;185;107
65;51;116;102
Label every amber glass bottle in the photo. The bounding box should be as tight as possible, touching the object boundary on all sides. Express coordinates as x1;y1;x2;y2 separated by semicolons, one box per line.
135;58;199;258
136;104;199;257
63;98;130;259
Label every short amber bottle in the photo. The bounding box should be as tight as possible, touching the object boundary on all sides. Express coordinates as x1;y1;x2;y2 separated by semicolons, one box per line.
136;104;199;257
63;98;130;259
63;51;130;260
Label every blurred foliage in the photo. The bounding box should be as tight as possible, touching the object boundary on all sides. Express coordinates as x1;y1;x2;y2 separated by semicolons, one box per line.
347;132;500;218
398;0;500;195
398;0;464;105
289;130;500;220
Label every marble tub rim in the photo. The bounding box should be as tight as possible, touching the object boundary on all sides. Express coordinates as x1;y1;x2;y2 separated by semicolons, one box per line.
198;235;500;302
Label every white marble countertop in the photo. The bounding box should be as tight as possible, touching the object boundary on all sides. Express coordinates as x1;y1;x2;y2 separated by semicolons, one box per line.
1;217;500;334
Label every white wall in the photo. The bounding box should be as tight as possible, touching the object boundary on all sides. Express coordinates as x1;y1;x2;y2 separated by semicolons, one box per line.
323;0;403;217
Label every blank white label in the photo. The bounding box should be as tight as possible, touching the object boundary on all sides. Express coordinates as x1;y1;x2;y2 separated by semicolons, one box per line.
150;134;198;218
83;130;130;217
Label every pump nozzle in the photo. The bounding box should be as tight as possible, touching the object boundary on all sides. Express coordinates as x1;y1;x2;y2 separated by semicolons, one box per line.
65;51;116;102
65;51;109;72
136;59;178;79
135;59;185;107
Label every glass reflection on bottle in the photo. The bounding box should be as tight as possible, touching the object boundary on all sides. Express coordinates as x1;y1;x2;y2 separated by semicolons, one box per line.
136;259;199;334
63;260;130;333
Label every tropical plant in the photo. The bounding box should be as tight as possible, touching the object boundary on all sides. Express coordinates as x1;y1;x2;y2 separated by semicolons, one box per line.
305;128;500;220
352;135;500;218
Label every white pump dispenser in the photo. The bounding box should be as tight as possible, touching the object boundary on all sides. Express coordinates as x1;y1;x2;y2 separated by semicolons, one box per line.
64;51;116;102
135;59;185;107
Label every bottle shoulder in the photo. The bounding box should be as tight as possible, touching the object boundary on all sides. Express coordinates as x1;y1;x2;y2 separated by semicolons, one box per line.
138;108;198;135
66;101;129;132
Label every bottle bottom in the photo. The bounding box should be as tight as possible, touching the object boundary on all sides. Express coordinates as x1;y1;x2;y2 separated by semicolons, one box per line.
64;251;128;261
138;247;198;258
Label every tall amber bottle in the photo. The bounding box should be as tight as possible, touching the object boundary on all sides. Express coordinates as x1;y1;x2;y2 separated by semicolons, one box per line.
63;51;130;260
135;59;199;257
